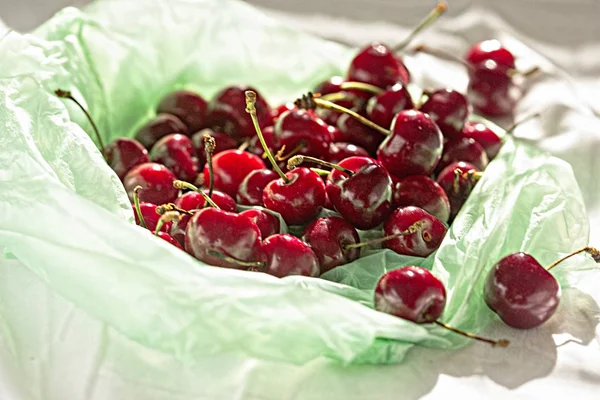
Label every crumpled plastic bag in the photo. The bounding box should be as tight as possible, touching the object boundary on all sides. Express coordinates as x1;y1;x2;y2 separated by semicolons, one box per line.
0;0;595;368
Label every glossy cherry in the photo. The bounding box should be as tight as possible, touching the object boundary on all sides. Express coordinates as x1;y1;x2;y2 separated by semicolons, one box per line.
150;212;184;249
419;88;470;140
327;142;370;163
239;209;280;238
192;128;239;167
259;234;320;278
462;121;503;160
393;175;451;223
302;216;360;274
124;162;179;205
236;169;279;206
133;202;170;232
202;149;265;198
154;230;183;249
105;138;149;180
208;85;271;138
274;109;332;159
468;60;516;117
366;83;414;129
336;114;384;155
150;134;199;182
436;161;480;220
377;110;443;178
436;137;489;173
272;103;296;121
175;190;236;213
135;113;188;149
383;206;447;257
347;43;410;88
156;90;208;133
465;40;516;70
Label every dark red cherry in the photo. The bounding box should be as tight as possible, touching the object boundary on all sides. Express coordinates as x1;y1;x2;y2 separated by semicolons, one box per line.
377;110;443;178
263;167;326;226
314;76;345;94
132;202;171;233
436;137;489;173
259;234;320;278
236;169;279;206
465;40;516;70
375;266;446;323
347;43;410;88
484;253;559;329
208;86;271;138
135;113;188;149
462;121;503;160
105;138;149;180
175;190;236;213
436;161;480;220
327;142;370;163
274;110;332;158
393;175;451;223
154;231;183;249
202;149;265;198
157;90;208;133
247;126;279;158
150;134;199;182
302;216;360;274
326;156;393;230
419;88;470;140
239;209;280;238
272;103;295;121
366;83;414;129
383;206;447;257
185;208;263;269
336;113;384;155
192;128;239;167
124;162;178;205
468;60;516;117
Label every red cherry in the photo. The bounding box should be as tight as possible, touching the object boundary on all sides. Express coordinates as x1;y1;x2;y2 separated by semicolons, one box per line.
272;103;296;121
260;234;320;278
366;83;414;129
336;113;384;155
236;169;279;206
175;190;236;213
327;142;369;163
156;90;208;133
465;40;516;70
377;110;443;178
150;134;199;182
468;60;516;117
132;202;171;232
135;114;188;149
124;163;178;205
185;208;263;269
383;206;447;257
192;128;239;167
347;43;410;88
436;161;480;220
208;86;271;138
239;209;280;238
247;126;279;158
274;110;332;159
314;76;345;94
393;175;451;223
105;138;149;181
302;216;360;273
375;266;446;323
419;88;470;140
462;121;503;160
153;231;183;249
202;149;265;198
436;137;489;173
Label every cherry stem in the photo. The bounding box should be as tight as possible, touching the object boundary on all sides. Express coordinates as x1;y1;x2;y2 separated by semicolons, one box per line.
505;112;542;134
546;246;600;271
132;186;147;229
311;168;331;177
237;138;250;152
287;155;354;176
343;220;425;250
203;133;216;198
412;45;473;71
245;90;290;183
55;89;106;157
155;203;194;216
508;66;540;78
339;81;384;95
275;141;306;162
391;1;448;52
295;93;390;136
206;250;266;269
173;180;220;209
453;169;482;193
154;211;181;236
319;92;358;104
433;320;510;348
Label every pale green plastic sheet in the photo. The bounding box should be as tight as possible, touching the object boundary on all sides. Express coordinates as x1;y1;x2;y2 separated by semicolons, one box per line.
0;0;594;367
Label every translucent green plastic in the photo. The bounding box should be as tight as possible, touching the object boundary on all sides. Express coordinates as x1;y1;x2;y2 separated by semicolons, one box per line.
0;0;594;366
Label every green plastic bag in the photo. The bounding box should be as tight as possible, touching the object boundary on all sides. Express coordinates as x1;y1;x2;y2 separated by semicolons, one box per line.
0;0;594;366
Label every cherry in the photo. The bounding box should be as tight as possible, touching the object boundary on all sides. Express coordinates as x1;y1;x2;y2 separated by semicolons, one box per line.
377;110;443;178
239;209;280;238
461;121;503;160
468;60;516;117
301;216;360;274
247;126;279;158
105;138;149;181
150;134;199;182
154;230;183;249
185;207;263;269
272;103;296;121
124;162;178;205
376;266;509;347
436;137;489;173
156;90;208;133
208;85;271;138
419;88;470;140
393;175;450;223
259;234;320;278
201;149;265;198
131;186;171;232
134;113;188;149
383;206;447;257
484;247;600;329
335;114;384;155
347;43;410;88
236;169;279;206
151;211;184;249
327;142;369;163
175;189;236;213
274;110;332;158
366;83;414;129
192;128;239;167
465;40;516;70
314;76;345;95
436;161;481;220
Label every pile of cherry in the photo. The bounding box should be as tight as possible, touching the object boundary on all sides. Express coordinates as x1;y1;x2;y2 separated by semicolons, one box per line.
57;1;599;348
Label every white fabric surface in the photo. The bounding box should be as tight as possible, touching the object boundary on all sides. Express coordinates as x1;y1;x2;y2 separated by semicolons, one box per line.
0;3;599;400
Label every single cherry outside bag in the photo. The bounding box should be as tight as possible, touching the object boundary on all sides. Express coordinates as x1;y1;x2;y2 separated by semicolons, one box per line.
0;0;594;367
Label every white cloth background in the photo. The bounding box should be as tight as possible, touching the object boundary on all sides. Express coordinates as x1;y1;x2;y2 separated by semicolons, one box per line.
0;1;599;399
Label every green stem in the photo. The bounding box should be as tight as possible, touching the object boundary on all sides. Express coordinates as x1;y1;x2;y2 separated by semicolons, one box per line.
339;81;384;95
434;320;510;348
391;1;448;52
287;155;354;176
132;186;147;229
173;180;220;209
343;220;425;250
546;246;600;271
204;134;216;197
